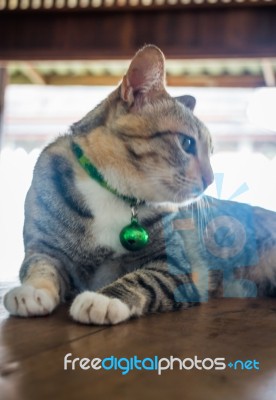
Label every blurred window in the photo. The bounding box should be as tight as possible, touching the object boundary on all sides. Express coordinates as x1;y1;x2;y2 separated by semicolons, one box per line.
0;85;275;280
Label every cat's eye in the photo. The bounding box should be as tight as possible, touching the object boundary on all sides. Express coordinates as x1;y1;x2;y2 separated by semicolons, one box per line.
178;134;196;155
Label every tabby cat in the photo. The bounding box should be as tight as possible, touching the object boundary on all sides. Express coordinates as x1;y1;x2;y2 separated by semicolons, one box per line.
4;45;276;324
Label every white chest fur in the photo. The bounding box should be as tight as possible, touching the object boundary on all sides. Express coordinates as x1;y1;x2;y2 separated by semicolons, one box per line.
76;177;131;254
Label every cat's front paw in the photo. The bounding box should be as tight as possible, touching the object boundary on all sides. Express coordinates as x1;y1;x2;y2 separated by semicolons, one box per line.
4;284;59;317
69;292;131;325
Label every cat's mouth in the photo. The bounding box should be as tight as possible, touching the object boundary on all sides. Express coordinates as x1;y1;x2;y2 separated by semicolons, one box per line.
148;190;203;209
177;195;203;207
174;186;204;206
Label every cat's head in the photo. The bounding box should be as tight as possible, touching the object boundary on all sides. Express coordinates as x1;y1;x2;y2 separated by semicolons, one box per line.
76;45;214;206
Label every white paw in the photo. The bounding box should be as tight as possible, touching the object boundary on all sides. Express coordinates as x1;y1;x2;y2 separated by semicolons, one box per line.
4;284;58;317
69;292;131;325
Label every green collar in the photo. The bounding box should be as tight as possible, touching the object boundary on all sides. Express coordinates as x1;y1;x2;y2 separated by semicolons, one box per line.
71;141;140;206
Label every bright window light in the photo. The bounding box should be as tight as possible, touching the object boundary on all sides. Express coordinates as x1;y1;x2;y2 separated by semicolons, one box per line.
0;85;275;281
247;88;276;132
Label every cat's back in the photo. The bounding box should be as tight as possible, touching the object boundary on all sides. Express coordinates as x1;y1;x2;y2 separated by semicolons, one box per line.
29;134;90;211
23;134;95;265
32;134;75;184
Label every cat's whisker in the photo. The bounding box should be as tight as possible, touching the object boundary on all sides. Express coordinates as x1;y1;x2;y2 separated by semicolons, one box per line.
198;196;213;239
201;198;209;239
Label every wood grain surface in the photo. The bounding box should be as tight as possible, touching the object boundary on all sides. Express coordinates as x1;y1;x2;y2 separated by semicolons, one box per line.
1;282;276;400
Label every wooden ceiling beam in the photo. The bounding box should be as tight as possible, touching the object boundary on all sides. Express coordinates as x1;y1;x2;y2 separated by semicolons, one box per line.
20;62;47;84
261;58;276;86
0;67;8;146
23;73;266;87
0;6;276;60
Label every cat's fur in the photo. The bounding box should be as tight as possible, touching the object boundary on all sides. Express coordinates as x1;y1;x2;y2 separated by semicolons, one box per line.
4;45;276;324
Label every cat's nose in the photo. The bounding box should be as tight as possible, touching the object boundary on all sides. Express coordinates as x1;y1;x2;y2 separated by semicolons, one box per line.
202;165;214;190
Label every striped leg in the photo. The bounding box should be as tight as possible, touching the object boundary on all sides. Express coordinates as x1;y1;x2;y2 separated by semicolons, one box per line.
69;261;199;325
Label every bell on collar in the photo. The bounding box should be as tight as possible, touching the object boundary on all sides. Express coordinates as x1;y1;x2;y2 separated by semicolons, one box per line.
120;209;149;251
120;217;149;251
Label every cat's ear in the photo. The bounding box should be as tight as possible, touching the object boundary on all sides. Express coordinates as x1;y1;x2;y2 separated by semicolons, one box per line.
121;45;166;107
175;95;196;112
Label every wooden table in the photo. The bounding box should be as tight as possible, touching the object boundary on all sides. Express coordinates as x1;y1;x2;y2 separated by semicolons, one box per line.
1;282;276;400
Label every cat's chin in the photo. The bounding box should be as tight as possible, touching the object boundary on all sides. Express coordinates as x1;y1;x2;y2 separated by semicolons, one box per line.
148;195;202;211
179;195;202;207
175;195;202;208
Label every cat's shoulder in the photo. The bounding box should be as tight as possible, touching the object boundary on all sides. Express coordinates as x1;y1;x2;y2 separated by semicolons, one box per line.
33;134;77;178
39;134;72;160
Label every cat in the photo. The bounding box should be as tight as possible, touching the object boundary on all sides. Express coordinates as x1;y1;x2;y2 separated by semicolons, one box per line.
4;45;276;325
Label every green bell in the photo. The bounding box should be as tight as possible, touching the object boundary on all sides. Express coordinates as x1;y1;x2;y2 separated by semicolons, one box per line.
120;217;149;251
